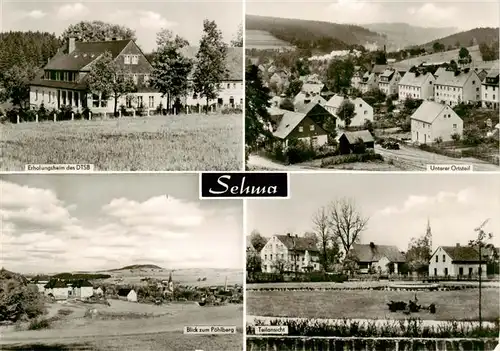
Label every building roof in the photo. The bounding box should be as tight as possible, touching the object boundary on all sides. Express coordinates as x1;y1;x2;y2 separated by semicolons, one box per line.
410;100;460;124
73;280;93;288
275;234;319;252
399;71;431;88
117;288;134;296
179;46;243;81
270;108;308;139
295;96;327;113
302;83;324;95
433;67;447;77
45;280;68;289
350;243;405;263
325;94;346;109
44;39;132;71
435;69;477;88
485;67;499;79
372;65;387;74
380;69;395;79
339;130;374;144
439;246;482;263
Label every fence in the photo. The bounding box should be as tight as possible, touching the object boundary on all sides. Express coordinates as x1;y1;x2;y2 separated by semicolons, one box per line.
246;336;499;351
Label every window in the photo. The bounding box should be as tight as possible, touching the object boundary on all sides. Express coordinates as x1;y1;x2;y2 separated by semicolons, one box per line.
124;55;131;64
298;126;304;132
364;110;367;115
233;83;236;89
442;254;445;262
453;124;457;128
133;74;138;84
131;55;139;64
144;74;150;85
270;254;273;260
137;95;143;107
48;91;51;103
55;72;60;80
75;92;79;107
126;96;133;108
35;90;38;101
63;72;68;81
148;96;154;108
62;91;67;105
476;87;480;92
444;268;448;276
469;268;473;276
309;125;315;131
227;83;230;89
459;267;464;275
494;95;496;100
359;104;362;107
264;254;267;260
472;80;475;84
68;91;73;105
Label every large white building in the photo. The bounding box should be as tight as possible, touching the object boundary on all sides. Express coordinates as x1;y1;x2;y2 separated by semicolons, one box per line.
481;67;499;109
325;94;374;128
429;245;486;278
434;68;481;107
410;101;463;144
260;234;320;273
398;71;436;101
378;69;401;96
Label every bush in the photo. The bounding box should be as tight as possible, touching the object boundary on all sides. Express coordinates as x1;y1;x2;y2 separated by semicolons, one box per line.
321;151;383;167
221;107;243;114
286;138;316;164
28;318;51;330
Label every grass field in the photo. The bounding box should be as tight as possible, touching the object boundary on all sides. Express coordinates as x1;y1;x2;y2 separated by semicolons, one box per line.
0;113;242;171
246;289;500;321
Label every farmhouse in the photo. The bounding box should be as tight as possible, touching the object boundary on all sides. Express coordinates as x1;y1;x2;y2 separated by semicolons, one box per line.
267;107;329;148
410;101;463;144
481;66;499;109
181;46;243;109
359;72;378;94
398;71;436;101
337;130;374;154
325;94;373;128
118;288;138;302
44;280;69;300
73;280;94;299
434;68;481;107
428;244;486;278
349;242;406;274
378;69;401;96
30;37;167;115
261;233;320;273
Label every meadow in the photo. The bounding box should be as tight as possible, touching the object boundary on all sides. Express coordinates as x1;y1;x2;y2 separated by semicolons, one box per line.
246;288;500;322
0;113;243;171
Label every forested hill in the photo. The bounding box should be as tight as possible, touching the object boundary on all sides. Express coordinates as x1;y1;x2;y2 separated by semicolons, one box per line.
246;14;386;53
0;31;61;72
421;27;499;50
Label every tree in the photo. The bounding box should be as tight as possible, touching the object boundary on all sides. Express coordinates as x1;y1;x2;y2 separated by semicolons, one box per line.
150;29;193;113
312;206;341;272
245;65;273;150
250;230;268;252
246;251;262;279
61;21;136;42
327;198;369;257
432;42;445;52
468;219;495;331
337;100;355;128
458;47;471;65
374;51;387;65
285;79;303;98
0;65;37;109
192;20;228;113
326;59;355;93
230;24;243;47
272;257;287;274
406;220;432;275
293;58;310;77
279;98;294;111
87;51;136;117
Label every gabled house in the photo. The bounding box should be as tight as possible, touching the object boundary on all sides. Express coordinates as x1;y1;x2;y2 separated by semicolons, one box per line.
398;71;436;101
44;280;69;300
359;72;378;93
73;280;94;299
294;95;327;112
434;68;481;107
325;94;374;128
301;83;325;96
481;66;499;109
428;244;486;277
117;288;138;302
30;37;164;115
269;70;290;94
410;101;463;143
371;64;388;77
349;242;406;274
378;69;401;96
337;130;375;154
261;233;320;273
267;107;329;148
350;68;366;90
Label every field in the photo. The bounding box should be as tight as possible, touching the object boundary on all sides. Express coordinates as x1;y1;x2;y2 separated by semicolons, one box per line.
393;45;485;70
246;288;500;322
0;113;243;171
245;29;294;50
0;299;243;351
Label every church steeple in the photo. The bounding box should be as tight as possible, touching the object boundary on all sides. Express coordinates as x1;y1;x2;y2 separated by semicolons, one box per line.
426;218;432;250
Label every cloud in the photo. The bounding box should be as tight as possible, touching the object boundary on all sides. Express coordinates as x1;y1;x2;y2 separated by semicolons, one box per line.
56;3;89;20
409;3;458;27
327;0;381;24
25;10;46;19
138;11;177;30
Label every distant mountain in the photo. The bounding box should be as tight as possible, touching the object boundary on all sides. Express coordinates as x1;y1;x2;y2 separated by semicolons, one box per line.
362;23;458;50
246;15;386;53
110;264;164;271
420;27;499;49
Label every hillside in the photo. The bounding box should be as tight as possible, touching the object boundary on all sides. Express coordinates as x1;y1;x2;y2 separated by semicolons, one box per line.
109;264;163;271
246;29;294;50
362;23;458;50
421;27;499;49
245;15;386;53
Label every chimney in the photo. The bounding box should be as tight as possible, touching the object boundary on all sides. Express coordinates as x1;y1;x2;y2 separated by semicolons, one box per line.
68;37;76;54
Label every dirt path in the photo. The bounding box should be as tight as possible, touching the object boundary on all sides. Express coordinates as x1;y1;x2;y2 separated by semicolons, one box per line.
375;145;500;171
0;304;242;345
246;155;313;170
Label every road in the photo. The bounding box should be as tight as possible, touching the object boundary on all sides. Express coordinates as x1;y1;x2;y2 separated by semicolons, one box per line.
375;145;500;171
246;155;314;170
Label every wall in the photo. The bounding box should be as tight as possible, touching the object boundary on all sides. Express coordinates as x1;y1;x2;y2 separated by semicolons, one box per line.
431;106;463;142
246;336;499;351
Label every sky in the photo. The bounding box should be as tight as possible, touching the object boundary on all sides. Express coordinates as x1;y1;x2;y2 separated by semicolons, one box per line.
0;174;243;274
0;0;243;52
246;173;500;252
246;0;500;30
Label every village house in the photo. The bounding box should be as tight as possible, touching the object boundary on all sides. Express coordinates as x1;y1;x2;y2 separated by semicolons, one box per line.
44;280;69;300
349;242;406;274
359;72;378;93
410;100;463;144
73;280;94;299
378;69;401;96
294;95;327;112
267;107;329;149
117;288;138;302
325;94;374;128
269;70;290;91
337;130;375;154
261;233;320;273
301;82;325;96
434;68;481;107
30;37;167;115
350;69;365;90
182;46;243;109
299;73;322;84
93;287;104;296
398;71;436;101
428;244;486;278
481;66;499;109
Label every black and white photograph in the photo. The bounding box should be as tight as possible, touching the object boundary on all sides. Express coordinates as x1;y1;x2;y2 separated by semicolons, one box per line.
0;173;244;350
245;0;500;172
0;0;243;171
246;173;499;350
